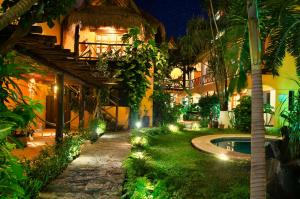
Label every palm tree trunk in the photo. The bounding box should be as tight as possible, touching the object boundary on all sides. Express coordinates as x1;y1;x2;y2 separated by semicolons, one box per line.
0;0;38;31
247;0;266;199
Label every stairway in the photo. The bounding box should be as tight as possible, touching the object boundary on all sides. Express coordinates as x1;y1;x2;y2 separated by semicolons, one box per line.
100;95;126;131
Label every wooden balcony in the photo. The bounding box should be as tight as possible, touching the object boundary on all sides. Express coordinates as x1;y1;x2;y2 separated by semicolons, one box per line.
78;42;127;60
164;73;215;91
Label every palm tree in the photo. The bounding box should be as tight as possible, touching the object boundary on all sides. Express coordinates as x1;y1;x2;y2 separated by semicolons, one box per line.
0;0;38;31
202;0;300;197
249;1;300;197
246;1;266;198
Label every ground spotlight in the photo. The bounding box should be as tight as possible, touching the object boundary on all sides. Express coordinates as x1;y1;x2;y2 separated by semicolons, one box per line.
135;121;142;129
217;153;230;161
168;124;179;132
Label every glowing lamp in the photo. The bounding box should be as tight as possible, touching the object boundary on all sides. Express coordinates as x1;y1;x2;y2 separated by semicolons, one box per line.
217;153;229;161
168;124;179;132
135;121;142;129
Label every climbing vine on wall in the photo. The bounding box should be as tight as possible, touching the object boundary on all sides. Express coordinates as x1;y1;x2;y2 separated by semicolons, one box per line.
99;28;168;111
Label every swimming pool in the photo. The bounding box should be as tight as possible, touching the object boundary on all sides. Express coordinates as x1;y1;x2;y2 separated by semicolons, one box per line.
211;138;252;154
192;134;281;160
211;138;273;154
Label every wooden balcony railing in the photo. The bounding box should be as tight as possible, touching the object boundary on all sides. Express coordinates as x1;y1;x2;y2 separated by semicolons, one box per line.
164;73;215;90
78;42;127;60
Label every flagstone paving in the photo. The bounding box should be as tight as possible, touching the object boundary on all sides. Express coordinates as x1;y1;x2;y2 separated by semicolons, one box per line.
39;131;131;199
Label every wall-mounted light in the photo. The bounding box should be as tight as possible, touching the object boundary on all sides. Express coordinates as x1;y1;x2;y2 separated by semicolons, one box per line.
28;78;36;98
53;85;58;94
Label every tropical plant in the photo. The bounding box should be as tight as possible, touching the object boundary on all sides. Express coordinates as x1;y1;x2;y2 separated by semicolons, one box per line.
0;52;43;198
280;87;300;159
99;27;168;127
0;124;27;199
246;1;266;198
198;95;220;127
214;0;300;197
23;134;84;198
232;96;251;132
152;88;182;126
88;118;106;142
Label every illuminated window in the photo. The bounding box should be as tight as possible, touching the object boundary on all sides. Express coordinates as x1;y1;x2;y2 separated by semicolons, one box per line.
231;94;240;109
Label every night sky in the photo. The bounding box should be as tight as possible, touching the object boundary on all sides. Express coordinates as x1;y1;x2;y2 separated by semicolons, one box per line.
135;0;206;39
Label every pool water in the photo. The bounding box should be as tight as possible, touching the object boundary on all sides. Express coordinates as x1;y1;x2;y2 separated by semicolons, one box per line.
211;138;252;154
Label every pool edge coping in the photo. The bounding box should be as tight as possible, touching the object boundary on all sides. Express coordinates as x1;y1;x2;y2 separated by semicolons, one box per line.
191;134;282;161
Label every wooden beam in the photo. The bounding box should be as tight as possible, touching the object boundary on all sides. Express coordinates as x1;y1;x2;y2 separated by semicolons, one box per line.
56;73;64;143
74;25;80;58
64;88;71;130
79;85;86;129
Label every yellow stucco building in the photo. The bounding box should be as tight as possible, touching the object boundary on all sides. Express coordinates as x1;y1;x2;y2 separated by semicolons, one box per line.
4;0;165;131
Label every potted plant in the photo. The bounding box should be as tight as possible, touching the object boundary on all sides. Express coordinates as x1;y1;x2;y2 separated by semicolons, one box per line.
13;126;34;148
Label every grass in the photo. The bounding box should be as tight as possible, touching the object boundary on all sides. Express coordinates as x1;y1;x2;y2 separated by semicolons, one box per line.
123;128;250;199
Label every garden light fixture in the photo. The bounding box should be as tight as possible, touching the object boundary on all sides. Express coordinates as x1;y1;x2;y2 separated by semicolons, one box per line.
168;124;179;132
135;121;142;129
217;153;229;161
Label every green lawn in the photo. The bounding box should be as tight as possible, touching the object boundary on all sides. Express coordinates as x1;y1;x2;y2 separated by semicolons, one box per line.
123;128;250;199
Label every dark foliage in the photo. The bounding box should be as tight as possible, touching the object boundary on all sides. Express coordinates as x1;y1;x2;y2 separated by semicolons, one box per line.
232;96;251;132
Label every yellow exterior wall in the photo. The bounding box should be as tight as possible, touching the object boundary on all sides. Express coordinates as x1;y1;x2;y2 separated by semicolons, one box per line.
244;53;299;127
37;19;62;45
139;68;154;127
63;24;76;51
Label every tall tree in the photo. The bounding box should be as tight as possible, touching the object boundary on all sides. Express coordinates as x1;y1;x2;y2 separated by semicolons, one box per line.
247;0;266;198
200;0;300;196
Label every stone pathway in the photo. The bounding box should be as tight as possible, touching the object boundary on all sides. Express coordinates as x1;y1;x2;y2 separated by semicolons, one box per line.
39;131;131;199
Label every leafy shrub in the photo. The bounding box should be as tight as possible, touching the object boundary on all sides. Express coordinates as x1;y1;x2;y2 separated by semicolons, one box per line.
182;103;200;121
265;127;281;136
198;95;220;125
232;96;251;132
123;127;173;199
176;122;185;131
88;118;106;142
131;135;149;149
0;128;27;199
280;90;300;159
152;89;182;126
200;118;210;128
123;177;170;199
0;53;44;199
23;135;84;198
217;184;249;199
132;127;171;138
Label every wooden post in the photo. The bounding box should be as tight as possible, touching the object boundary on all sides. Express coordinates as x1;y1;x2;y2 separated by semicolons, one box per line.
79;85;85;129
64;88;71;130
115;105;119;131
182;66;186;88
56;73;64;143
74;24;80;58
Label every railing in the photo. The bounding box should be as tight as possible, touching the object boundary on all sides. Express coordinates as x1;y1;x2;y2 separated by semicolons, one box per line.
164;73;215;90
100;95;121;131
78;42;127;60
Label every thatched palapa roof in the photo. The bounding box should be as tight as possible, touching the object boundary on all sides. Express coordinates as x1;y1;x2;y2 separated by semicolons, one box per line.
65;0;166;40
